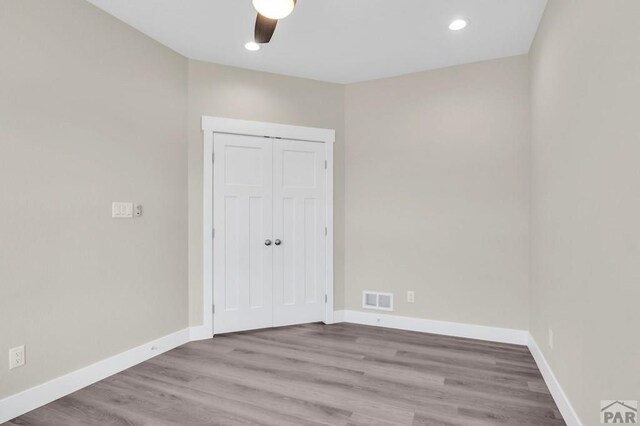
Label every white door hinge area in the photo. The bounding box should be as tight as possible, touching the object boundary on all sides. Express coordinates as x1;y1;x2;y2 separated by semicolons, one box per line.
212;228;215;238
212;304;215;314
324;160;327;169
325;294;328;303
212;152;215;163
325;227;328;236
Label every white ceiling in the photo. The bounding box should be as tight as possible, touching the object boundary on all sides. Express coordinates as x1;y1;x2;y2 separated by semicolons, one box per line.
86;0;547;84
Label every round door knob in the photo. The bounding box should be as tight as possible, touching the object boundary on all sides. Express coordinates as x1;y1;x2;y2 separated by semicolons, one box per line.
274;239;282;246
265;239;272;246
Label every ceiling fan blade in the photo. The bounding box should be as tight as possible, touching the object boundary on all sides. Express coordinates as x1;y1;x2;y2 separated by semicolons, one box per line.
254;13;278;44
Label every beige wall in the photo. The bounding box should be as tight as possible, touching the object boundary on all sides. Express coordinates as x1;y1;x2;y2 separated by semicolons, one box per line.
529;0;640;423
344;56;531;330
0;0;188;399
187;60;345;326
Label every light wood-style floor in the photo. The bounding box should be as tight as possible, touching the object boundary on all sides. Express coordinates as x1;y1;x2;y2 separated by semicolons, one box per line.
8;323;565;426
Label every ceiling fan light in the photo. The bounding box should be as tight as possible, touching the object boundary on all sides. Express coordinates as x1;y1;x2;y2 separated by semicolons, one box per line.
252;0;295;20
245;41;261;51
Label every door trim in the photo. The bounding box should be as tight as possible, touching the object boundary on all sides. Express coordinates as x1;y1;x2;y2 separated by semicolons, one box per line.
202;117;336;337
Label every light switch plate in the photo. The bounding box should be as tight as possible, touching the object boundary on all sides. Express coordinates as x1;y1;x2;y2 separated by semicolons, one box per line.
112;202;133;218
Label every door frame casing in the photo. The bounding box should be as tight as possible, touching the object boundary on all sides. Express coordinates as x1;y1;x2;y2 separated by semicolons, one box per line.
201;116;336;337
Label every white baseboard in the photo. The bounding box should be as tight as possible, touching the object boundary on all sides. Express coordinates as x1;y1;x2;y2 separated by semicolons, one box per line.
528;334;582;426
189;325;213;341
0;328;192;424
335;310;529;345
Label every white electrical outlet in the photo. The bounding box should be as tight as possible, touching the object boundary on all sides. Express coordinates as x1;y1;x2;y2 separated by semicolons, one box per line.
548;328;554;349
407;291;415;303
9;345;25;370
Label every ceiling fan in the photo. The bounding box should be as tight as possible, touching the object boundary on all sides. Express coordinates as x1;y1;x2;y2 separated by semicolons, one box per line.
252;0;297;44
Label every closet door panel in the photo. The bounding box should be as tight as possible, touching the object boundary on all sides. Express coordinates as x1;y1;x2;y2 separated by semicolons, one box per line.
273;140;326;327
213;134;273;334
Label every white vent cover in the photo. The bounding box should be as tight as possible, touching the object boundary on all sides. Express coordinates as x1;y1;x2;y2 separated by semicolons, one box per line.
362;291;393;311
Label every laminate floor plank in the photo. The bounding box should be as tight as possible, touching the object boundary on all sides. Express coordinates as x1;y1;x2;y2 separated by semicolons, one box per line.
7;323;565;425
148;352;417;425
124;358;354;425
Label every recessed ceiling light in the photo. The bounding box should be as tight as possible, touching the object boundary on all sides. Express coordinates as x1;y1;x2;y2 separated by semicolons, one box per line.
449;19;468;31
252;0;295;20
245;41;261;51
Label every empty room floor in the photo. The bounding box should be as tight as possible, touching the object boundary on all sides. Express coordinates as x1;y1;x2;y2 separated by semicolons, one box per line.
7;323;564;426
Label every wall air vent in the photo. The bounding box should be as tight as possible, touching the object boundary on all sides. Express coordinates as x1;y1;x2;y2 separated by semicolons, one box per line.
362;291;394;311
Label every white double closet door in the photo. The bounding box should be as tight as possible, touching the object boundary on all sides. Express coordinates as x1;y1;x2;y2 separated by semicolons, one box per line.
213;133;327;334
